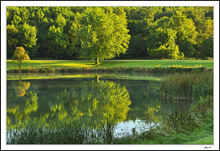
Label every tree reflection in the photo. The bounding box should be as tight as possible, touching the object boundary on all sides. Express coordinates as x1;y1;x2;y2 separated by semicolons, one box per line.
8;79;131;143
7;80;38;129
145;105;162;123
12;81;31;97
7;91;38;129
47;80;131;143
7;78;189;144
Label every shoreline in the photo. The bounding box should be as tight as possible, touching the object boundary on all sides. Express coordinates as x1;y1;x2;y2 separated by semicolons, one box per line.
7;66;212;74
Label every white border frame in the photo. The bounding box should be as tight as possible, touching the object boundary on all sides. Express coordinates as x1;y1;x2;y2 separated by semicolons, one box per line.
1;1;219;150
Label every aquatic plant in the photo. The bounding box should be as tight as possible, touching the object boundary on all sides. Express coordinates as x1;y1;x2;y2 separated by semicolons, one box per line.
160;71;213;101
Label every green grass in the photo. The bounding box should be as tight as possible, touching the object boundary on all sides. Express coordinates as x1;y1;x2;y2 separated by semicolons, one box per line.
114;118;213;144
93;60;213;68
7;60;213;71
7;60;94;70
185;135;213;144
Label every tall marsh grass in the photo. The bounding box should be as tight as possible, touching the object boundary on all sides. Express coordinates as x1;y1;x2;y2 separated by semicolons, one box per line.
160;71;213;101
7;119;88;144
7;117;116;144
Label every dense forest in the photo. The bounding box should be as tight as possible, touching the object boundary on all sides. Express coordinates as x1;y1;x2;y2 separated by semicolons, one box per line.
7;7;213;60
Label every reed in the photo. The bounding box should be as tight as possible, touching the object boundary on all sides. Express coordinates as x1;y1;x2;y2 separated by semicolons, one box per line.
7;118;94;144
160;71;213;101
7;116;115;144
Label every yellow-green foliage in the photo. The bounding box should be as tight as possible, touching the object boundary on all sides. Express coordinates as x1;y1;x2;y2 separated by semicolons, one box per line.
12;81;31;97
7;80;131;131
12;47;30;68
7;80;131;144
7;91;38;130
71;7;130;64
47;80;131;128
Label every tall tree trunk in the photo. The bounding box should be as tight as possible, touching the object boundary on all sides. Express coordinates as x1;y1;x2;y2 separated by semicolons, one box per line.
19;62;21;74
95;58;100;65
19;62;21;69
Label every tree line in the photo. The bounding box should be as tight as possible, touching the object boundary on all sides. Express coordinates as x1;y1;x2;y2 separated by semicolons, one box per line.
7;7;213;60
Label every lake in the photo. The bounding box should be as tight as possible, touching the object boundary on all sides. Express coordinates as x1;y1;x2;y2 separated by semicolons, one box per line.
7;74;190;144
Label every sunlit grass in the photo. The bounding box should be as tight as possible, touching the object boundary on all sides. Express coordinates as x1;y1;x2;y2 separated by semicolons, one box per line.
95;60;213;68
7;60;94;70
7;60;213;71
50;63;93;68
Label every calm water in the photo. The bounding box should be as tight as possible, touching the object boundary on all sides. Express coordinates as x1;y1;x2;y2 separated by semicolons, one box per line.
7;75;189;144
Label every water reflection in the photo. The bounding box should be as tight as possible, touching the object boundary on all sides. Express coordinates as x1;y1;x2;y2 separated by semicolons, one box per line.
45;80;131;143
7;78;132;143
7;76;188;144
12;81;31;97
7;79;38;129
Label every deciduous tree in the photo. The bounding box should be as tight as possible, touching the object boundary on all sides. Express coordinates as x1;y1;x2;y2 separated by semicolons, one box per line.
7;25;19;58
18;24;38;57
72;7;130;64
12;47;30;69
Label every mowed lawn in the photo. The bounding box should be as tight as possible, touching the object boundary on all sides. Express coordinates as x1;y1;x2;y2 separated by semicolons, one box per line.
7;60;213;70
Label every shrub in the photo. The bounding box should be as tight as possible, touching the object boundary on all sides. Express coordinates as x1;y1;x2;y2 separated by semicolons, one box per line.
12;47;30;69
164;95;213;133
148;42;184;60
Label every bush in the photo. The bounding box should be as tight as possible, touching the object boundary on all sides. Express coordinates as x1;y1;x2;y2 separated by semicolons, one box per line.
148;34;184;60
12;47;30;69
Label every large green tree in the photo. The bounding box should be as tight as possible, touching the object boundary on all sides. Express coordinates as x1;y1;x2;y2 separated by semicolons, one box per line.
72;7;130;64
18;24;38;57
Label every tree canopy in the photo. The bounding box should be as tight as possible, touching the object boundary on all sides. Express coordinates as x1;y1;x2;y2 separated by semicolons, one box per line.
7;7;213;60
71;7;130;64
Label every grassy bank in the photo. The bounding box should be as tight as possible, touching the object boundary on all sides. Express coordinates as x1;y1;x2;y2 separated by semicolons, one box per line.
7;60;213;70
7;66;212;74
7;60;213;74
113;95;213;144
113;71;213;144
